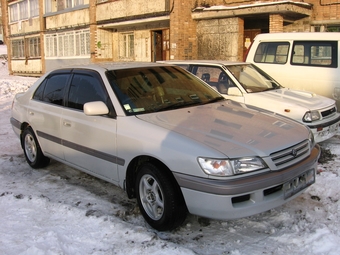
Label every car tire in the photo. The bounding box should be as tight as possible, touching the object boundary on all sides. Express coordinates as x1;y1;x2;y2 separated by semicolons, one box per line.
22;127;50;168
136;162;187;231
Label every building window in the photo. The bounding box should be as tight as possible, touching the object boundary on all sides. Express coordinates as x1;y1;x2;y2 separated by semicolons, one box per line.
12;39;25;58
30;0;39;17
45;35;56;57
75;30;90;56
11;37;41;59
325;26;340;32
119;33;134;60
9;4;19;22
75;0;84;5
45;0;85;13
19;1;28;20
28;37;41;57
45;29;90;58
9;0;39;23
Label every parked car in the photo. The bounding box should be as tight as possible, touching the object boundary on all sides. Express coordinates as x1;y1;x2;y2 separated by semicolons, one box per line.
158;60;340;143
11;62;320;231
244;32;340;111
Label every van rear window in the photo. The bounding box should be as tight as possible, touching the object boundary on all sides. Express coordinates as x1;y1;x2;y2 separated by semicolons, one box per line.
291;41;337;68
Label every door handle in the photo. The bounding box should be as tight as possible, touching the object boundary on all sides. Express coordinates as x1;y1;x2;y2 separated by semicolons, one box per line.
63;121;71;127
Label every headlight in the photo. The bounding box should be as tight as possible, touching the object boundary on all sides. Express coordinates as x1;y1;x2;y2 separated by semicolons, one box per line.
308;129;315;149
198;157;267;177
303;111;320;122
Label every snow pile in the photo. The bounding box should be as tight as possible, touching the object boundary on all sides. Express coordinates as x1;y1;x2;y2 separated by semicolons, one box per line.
0;79;35;99
1;69;340;255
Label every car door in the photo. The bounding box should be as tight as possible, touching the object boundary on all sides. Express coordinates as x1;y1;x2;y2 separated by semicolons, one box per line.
61;70;120;183
29;71;71;160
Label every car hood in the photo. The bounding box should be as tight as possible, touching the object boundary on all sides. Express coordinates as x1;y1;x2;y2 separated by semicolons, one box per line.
136;101;309;158
247;88;334;110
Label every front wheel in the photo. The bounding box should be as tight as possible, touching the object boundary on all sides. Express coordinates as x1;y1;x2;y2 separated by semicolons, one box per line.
136;162;187;231
22;127;50;168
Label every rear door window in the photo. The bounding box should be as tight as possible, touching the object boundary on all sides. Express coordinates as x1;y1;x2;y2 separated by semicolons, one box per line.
33;73;69;106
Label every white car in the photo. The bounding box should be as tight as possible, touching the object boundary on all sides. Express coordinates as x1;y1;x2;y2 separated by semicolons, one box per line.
159;60;340;143
11;62;320;231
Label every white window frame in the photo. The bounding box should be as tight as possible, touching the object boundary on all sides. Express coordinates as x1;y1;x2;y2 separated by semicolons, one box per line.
9;0;39;23
30;0;39;17
11;39;25;58
119;33;135;60
45;29;90;58
11;37;41;59
19;0;28;20
9;4;19;23
45;0;85;14
28;37;41;57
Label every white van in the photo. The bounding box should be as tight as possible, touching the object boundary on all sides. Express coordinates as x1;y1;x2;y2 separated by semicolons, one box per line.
245;32;340;111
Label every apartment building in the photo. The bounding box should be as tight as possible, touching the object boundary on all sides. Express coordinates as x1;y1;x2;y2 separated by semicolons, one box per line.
1;0;340;76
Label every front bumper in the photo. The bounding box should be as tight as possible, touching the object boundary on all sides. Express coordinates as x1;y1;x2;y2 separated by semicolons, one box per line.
307;116;340;143
173;145;320;220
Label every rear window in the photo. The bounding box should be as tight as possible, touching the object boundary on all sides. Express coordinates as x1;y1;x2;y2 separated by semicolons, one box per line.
291;41;338;67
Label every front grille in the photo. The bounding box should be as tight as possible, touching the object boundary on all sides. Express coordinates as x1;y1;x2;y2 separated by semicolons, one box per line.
321;107;336;118
232;194;250;204
270;140;310;169
263;184;283;196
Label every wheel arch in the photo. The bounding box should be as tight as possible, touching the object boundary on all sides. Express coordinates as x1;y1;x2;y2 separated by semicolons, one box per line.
125;155;184;201
19;122;31;148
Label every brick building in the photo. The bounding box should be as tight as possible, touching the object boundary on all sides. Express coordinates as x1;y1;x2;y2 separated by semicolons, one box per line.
1;0;340;76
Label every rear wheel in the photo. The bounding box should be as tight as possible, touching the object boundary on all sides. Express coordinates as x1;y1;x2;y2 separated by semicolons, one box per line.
136;162;187;231
22;127;50;168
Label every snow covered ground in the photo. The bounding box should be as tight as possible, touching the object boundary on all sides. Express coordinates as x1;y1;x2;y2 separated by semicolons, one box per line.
1;51;340;254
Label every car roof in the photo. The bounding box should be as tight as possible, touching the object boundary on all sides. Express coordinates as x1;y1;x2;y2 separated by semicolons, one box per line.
49;62;172;73
158;60;247;66
253;32;340;41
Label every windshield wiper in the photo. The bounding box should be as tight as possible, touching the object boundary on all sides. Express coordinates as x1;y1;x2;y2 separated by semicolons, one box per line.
155;101;203;112
155;97;225;112
203;96;225;104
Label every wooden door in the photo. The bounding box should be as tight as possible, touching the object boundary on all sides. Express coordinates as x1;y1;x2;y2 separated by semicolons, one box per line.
243;29;261;60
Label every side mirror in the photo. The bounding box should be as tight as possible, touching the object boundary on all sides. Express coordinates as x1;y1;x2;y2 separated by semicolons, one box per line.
228;87;243;96
84;101;109;116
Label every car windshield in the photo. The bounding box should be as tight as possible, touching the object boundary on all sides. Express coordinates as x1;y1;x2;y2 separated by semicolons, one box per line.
226;64;282;93
106;66;224;115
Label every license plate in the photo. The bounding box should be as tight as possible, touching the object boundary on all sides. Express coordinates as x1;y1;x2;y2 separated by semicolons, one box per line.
283;169;315;199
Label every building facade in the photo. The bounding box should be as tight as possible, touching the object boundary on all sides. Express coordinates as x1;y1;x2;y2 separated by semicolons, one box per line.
1;0;340;76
